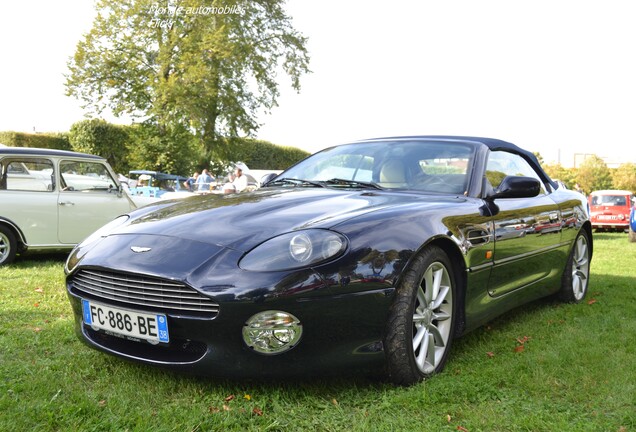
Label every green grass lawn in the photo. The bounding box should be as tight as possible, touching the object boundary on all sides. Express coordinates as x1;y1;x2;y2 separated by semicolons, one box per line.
1;233;634;431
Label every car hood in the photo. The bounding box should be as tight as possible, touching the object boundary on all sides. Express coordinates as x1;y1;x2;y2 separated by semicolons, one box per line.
111;187;457;252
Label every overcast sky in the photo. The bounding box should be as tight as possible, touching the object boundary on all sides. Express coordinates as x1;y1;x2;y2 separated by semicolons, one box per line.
1;0;634;167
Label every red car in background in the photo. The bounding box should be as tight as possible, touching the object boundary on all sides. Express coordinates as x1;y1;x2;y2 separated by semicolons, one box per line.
588;190;634;232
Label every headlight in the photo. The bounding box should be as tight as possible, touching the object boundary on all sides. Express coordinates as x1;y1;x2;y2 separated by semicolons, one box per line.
242;310;302;355
239;229;347;271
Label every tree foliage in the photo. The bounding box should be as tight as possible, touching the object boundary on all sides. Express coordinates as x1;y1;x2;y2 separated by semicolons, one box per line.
543;163;577;189
69;119;130;172
612;162;636;193
576;155;613;194
126;121;201;175
65;0;310;157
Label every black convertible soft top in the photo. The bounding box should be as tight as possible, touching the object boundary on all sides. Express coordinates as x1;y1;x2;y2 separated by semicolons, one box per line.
361;135;557;190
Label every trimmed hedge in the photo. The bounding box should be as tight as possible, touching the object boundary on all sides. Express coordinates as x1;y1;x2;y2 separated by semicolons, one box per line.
1;126;310;175
0;131;71;150
221;138;310;170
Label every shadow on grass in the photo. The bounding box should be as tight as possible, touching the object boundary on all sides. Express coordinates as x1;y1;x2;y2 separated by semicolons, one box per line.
13;252;69;268
590;232;629;241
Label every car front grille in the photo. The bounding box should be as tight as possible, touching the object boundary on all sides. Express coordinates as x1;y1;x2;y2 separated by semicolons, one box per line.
70;269;219;315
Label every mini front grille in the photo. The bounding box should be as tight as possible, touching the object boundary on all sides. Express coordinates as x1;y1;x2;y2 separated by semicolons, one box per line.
70;269;219;315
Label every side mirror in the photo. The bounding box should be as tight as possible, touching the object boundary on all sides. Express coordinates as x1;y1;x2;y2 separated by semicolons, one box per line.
488;176;541;200
260;173;279;187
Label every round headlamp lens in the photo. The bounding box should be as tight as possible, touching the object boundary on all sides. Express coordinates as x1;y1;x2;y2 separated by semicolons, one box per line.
242;310;303;355
289;233;312;262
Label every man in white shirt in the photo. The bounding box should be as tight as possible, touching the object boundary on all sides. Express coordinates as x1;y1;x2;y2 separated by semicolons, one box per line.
232;167;248;192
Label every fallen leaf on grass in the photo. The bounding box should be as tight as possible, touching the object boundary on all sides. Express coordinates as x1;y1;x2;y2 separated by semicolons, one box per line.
98;400;107;407
33;327;42;332
514;345;525;353
331;398;338;406
457;426;469;432
446;414;452;422
33;302;40;308
486;352;495;358
35;287;44;293
224;394;235;402
516;336;530;345
243;394;251;401
587;298;597;305
223;404;231;412
208;406;220;414
253;407;263;416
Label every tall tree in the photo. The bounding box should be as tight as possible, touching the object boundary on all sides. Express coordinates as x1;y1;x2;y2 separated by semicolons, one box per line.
543;163;577;189
65;0;310;157
612;162;636;193
575;155;612;194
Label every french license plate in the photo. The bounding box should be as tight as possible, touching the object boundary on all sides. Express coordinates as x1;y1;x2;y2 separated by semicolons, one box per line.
82;299;169;343
599;215;617;220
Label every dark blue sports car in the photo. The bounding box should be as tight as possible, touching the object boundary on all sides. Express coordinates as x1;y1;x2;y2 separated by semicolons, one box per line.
66;136;592;385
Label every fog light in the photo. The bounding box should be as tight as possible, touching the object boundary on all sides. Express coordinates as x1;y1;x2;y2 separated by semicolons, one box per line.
242;311;302;355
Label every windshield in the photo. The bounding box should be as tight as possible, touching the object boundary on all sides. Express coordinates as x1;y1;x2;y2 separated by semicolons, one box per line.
591;194;630;206
274;139;476;194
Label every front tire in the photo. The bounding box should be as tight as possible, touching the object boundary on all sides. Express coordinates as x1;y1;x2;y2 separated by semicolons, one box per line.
384;246;457;386
0;225;17;266
559;230;591;303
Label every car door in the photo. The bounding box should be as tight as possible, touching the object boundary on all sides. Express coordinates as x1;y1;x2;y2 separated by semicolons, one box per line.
57;159;134;244
485;150;562;297
0;157;60;246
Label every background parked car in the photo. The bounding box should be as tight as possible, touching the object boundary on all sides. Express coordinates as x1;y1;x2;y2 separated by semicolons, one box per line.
588;189;633;232
630;205;636;242
124;170;193;202
0;147;140;265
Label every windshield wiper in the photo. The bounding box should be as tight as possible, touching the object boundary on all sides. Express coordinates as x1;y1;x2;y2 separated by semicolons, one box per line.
323;178;383;190
267;178;326;188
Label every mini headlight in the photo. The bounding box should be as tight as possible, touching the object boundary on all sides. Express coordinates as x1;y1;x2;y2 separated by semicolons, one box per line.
242;310;302;355
239;229;347;271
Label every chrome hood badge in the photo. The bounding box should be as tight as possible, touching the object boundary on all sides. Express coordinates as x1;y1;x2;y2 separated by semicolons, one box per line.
130;246;152;253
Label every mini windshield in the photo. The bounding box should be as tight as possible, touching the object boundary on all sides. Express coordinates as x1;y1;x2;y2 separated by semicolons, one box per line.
274;140;476;194
591;195;629;206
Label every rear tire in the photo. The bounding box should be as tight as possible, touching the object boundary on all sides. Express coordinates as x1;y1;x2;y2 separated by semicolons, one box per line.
559;230;591;303
384;246;457;386
0;225;17;266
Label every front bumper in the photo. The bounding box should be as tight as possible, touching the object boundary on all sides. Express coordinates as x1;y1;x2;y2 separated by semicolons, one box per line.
67;275;394;378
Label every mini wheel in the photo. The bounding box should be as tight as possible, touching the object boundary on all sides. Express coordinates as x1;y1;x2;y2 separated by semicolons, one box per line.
0;225;17;266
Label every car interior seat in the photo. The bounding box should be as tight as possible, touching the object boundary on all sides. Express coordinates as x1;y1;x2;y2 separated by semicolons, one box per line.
379;159;407;188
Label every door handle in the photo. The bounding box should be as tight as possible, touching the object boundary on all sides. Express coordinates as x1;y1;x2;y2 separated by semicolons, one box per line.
59;201;75;206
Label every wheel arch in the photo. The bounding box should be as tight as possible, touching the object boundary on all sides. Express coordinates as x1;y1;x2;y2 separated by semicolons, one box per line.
395;235;468;338
0;218;28;253
581;221;593;259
